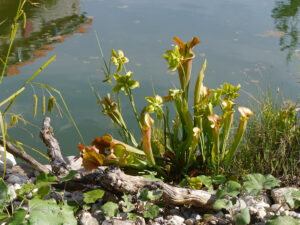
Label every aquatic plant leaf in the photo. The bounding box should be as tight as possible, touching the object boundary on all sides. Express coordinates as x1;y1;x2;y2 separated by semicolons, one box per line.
265;216;299;225
235;207;250;225
128;213;137;221
243;174;280;195
34;185;50;199
91;137;111;154
101;202;119;217
83;189;105;204
147;190;163;201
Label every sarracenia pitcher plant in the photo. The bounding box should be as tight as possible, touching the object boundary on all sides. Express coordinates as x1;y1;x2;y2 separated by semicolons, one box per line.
95;36;253;178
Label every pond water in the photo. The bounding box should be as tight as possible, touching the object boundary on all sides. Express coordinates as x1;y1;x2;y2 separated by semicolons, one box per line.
0;0;299;161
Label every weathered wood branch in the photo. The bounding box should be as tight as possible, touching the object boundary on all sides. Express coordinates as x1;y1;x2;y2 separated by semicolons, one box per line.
73;166;216;209
0;138;49;174
39;117;68;176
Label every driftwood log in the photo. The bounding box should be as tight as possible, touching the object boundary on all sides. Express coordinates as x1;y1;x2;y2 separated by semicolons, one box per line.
0;138;49;174
35;117;217;209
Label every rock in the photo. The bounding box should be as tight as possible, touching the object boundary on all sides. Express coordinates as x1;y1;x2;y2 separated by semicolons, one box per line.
190;213;201;221
231;198;247;214
79;211;100;225
135;216;146;225
166;215;185;225
169;208;181;216
6;174;28;184
102;219;136;225
269;204;284;214
242;195;270;219
224;214;231;220
65;155;83;171
271;187;299;210
10;163;36;178
180;207;192;218
185;218;195;225
0;145;16;169
214;211;224;218
154;216;164;223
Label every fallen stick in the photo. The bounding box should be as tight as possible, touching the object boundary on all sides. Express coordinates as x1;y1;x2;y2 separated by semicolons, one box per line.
0;138;49;174
73;166;216;209
39;117;68;176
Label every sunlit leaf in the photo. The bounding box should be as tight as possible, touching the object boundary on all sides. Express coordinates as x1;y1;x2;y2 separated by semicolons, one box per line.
83;189;105;204
101;202;119;217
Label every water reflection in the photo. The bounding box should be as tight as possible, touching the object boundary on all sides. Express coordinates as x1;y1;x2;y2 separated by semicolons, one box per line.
0;0;92;76
271;0;300;62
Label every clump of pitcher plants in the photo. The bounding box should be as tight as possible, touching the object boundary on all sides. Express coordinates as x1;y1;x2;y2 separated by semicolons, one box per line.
84;36;253;179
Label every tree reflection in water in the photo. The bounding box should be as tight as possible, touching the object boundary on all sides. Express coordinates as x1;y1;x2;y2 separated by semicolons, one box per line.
272;0;300;62
0;0;92;76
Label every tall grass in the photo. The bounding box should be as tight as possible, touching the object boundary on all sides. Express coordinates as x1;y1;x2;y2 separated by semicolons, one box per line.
234;90;300;184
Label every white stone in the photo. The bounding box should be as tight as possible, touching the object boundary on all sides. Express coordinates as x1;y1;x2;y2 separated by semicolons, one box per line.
270;204;284;213
0;146;17;169
167;215;185;225
79;211;100;225
7;185;16;201
231;199;247;214
271;187;299;210
190;213;201;221
242;195;270;219
224;214;231;220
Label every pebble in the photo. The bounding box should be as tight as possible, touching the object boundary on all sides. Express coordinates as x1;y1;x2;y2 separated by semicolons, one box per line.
190;213;201;221
79;211;100;225
0;146;17;169
224;214;231;220
270;204;284;213
214;211;224;218
6;174;28;184
167;215;185;225
184;218;195;225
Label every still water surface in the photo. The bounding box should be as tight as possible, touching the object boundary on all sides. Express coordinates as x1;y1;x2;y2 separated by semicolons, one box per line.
0;0;299;161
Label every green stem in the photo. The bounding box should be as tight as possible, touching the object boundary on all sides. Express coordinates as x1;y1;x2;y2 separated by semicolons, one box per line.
127;88;142;130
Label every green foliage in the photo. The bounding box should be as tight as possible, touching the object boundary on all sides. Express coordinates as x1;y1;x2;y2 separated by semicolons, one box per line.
213;199;232;210
266;216;299;225
189;175;213;191
235;207;250;225
143;202;159;219
284;191;300;209
216;181;241;199
101;202;119;217
83;189;105;204
7;208;27;225
0;179;8;211
28;199;77;225
243;174;280;195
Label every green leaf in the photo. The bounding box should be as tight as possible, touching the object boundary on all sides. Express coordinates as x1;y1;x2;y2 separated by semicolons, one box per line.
213;199;232;210
0;178;8;211
17;183;35;198
8;208;27;225
291;190;300;198
143;202;159;219
285;194;295;208
59;171;77;183
216;181;241;199
28;198;76;225
34;185;50;199
190;176;213;190
212;175;227;185
137;189;149;202
83;189;105;204
122;194;135;213
128;213;137;221
0;213;9;222
235;207;250;225
36;173;57;185
266;216;299;225
147;190;163;201
243;174;280;195
101;202;119;217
